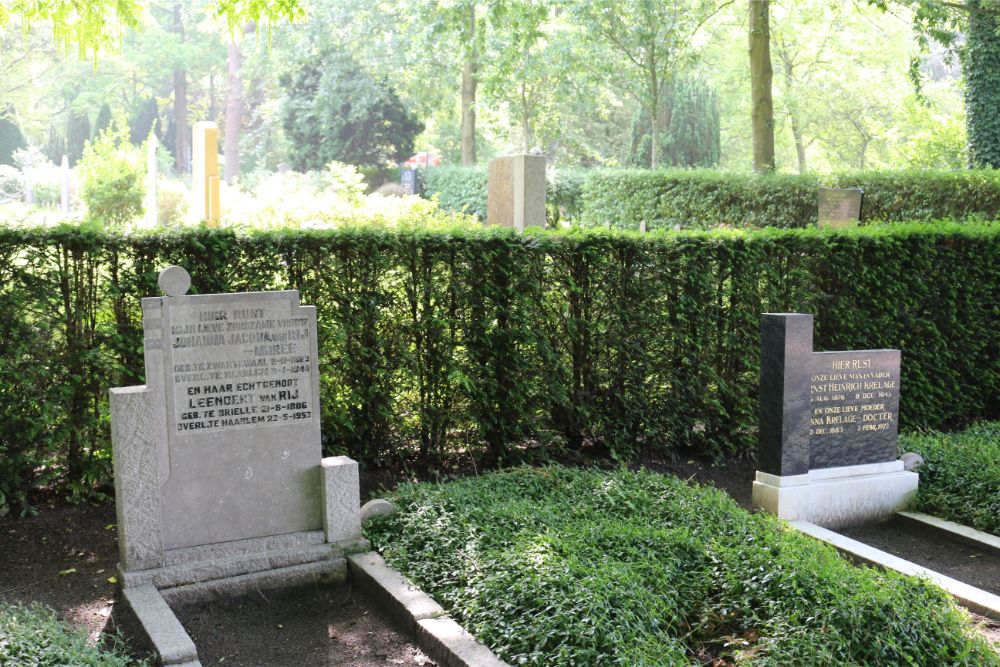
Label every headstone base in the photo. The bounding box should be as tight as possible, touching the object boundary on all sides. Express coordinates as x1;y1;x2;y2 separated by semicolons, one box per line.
752;460;918;528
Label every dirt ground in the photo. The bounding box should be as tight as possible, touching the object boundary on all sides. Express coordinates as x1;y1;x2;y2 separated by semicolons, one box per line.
1;455;997;664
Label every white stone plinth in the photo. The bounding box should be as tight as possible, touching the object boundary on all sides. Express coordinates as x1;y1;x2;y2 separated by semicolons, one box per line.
321;456;362;543
752;461;918;528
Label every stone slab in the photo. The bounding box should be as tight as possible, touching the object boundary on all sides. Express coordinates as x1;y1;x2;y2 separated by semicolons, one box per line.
111;385;165;572
322;456;362;543
790;520;1000;620
486;154;545;231
348;552;445;634
752;469;917;528
159;559;346;606
121;543;335;589
758;313;813;477
123;584;200;666
416;617;509;667
897;511;1000;557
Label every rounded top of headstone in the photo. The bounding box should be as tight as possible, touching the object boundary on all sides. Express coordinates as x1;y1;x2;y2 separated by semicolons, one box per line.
158;265;191;297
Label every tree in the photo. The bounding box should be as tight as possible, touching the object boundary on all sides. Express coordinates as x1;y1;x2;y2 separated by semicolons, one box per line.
129;97;159;145
66;109;90;166
281;51;423;169
0;114;26;166
569;0;726;168
93;103;112;136
749;0;775;173
867;0;1000;167
629;78;721;168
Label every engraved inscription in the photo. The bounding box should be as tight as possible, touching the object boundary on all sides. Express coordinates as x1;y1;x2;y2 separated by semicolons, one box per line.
168;300;314;434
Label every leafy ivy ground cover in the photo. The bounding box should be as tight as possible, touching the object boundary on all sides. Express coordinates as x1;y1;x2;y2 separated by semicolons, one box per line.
367;467;998;666
0;602;144;666
901;421;1000;535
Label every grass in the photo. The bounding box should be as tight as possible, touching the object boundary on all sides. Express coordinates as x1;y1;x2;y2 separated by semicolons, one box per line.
367;466;998;666
0;601;144;667
900;421;1000;535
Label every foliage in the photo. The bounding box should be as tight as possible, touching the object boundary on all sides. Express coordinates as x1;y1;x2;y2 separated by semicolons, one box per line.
78;122;144;226
0;222;997;513
128;98;159;146
281;50;423;169
580;168;1000;229
423;166;487;219
631;78;721;169
0;116;27;166
901;422;1000;535
368;467;998;666
66;110;91;167
964;1;1000;167
0;602;145;666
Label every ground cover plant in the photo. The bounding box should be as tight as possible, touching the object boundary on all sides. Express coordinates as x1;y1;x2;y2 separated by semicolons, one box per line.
901;422;1000;535
367;467;998;666
0;601;143;666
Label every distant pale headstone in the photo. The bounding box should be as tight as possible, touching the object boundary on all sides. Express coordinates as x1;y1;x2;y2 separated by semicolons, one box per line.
60;155;70;214
487;154;546;230
110;265;364;586
145;135;158;227
192;122;220;226
818;188;863;228
752;313;916;527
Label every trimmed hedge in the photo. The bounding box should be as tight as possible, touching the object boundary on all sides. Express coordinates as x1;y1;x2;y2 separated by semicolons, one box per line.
368;467;999;666
0;223;998;512
424;167;1000;228
900;422;1000;535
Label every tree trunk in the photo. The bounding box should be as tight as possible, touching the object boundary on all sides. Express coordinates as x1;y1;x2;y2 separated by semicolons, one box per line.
649;71;659;168
460;3;477;165
749;0;775;173
965;0;1000;167
173;3;188;175
778;53;807;173
224;23;254;184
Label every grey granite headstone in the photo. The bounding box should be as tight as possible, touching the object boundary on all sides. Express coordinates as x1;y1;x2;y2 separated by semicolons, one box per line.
487;154;546;230
818;188;863;228
400;169;419;196
110;265;363;582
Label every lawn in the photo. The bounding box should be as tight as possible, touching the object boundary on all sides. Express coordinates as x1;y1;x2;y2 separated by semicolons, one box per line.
367;466;998;666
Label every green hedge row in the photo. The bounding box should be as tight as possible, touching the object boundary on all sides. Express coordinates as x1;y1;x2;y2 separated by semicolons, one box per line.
1;223;998;512
425;167;1000;229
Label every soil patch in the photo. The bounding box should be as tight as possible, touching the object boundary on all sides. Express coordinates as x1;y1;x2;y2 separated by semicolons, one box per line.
172;582;435;666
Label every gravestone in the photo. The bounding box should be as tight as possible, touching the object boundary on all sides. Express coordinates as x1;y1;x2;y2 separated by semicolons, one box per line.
400;168;419;196
192;121;220;226
110;267;364;625
752;313;917;527
818;187;863;228
487;154;546;230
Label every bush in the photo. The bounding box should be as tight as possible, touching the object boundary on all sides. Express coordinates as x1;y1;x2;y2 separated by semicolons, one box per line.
900;422;1000;535
423;165;487;219
0;601;144;666
0;223;997;514
368;467;998;666
78;122;144;226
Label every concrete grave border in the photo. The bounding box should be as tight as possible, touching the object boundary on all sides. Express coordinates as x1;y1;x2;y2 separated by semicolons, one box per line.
790;520;1000;620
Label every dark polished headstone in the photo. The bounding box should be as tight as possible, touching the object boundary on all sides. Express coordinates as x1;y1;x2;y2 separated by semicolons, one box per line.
818;188;863;228
758;314;813;477
808;350;900;468
400;169;419;195
758;313;901;476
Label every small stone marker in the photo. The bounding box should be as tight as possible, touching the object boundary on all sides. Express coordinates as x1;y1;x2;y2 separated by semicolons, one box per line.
487;154;546;230
753;313;917;527
818;187;863;228
400;168;419;196
192;121;220;226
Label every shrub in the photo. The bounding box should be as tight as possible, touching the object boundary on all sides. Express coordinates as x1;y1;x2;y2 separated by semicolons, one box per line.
78;122;144;226
900;422;1000;535
0;602;144;666
368;467;998;666
423;165;487;219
